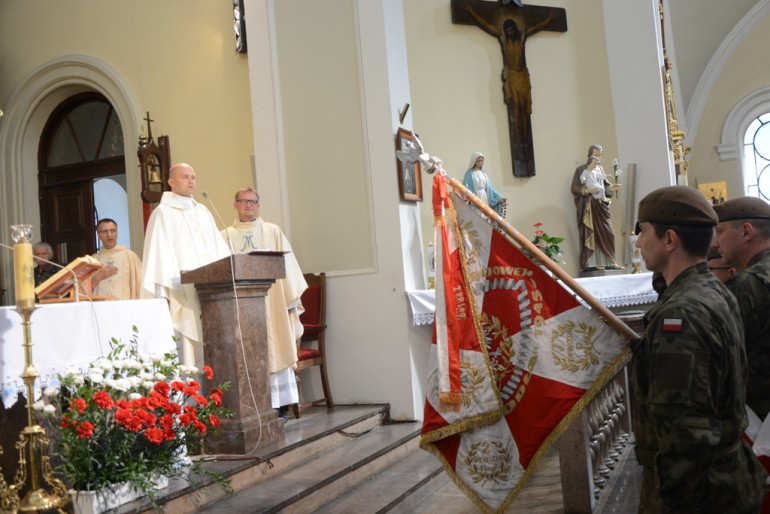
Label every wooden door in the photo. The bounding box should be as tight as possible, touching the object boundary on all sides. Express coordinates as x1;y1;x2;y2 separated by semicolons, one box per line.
40;181;95;264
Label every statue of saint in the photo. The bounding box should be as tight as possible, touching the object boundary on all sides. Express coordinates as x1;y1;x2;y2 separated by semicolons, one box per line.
462;152;507;217
570;145;621;271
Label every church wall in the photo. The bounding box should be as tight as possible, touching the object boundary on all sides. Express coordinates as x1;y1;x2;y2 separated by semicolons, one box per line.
403;0;623;277
687;13;770;200
0;0;255;253
273;0;375;274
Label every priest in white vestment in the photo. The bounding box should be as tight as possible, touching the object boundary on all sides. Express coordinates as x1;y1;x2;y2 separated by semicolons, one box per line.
222;187;308;413
91;218;142;300
141;163;231;367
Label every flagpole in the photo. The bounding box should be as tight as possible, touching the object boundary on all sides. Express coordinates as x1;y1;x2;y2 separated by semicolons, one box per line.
443;174;640;344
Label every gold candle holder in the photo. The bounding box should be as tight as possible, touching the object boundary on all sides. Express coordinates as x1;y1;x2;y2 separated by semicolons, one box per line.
1;225;68;513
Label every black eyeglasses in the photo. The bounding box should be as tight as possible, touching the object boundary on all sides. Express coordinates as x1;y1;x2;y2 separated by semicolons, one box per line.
236;199;258;205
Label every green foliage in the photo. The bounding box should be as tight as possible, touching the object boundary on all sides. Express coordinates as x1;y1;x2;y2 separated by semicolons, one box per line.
531;222;566;265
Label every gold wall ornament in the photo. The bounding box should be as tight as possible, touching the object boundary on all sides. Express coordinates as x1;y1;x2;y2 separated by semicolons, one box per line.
659;0;691;184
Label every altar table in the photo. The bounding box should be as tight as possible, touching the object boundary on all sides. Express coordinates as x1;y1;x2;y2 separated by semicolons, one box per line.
0;299;175;406
407;272;657;326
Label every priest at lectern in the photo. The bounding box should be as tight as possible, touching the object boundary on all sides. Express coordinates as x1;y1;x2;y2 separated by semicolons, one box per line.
141;163;230;367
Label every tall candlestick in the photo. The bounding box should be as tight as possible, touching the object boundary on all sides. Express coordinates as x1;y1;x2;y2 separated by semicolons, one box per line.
11;224;35;310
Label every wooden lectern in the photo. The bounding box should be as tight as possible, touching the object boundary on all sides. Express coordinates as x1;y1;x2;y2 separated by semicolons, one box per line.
181;252;287;454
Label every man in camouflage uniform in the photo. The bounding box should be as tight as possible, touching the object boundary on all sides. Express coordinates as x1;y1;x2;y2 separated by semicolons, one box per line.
714;196;770;419
633;186;766;513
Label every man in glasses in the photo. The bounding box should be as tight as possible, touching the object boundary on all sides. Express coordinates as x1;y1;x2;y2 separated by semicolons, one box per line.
90;218;142;300
222;187;308;421
714;197;770;420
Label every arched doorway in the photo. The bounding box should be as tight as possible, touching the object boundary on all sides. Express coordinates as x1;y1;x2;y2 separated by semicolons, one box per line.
38;92;127;263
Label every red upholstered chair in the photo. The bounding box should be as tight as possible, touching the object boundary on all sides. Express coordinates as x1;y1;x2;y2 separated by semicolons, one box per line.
292;272;333;418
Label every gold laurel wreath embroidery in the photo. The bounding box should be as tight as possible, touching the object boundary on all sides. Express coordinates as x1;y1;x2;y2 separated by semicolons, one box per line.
479;313;514;387
464;440;512;485
460;358;486;408
458;219;481;266
551;320;600;372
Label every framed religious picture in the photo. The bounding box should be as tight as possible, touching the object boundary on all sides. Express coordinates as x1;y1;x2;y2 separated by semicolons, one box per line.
698;181;728;205
395;127;423;202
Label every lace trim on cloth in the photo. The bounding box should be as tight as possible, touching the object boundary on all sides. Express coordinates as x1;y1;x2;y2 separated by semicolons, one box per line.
406;272;657;325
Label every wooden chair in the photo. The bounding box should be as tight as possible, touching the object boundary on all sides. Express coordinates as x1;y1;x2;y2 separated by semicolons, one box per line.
292;272;333;418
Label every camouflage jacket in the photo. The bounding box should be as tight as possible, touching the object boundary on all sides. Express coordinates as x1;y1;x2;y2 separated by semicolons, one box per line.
726;247;770;418
633;262;766;513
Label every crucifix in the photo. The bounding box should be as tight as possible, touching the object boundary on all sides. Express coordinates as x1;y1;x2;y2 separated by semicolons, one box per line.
451;0;567;177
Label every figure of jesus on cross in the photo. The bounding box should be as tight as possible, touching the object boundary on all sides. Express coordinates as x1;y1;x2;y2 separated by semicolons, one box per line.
452;0;567;177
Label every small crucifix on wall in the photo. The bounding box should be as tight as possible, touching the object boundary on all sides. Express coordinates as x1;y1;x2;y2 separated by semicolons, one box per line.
451;0;567;177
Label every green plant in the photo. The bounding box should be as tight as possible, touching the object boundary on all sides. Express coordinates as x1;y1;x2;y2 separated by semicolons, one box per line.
37;328;232;505
531;222;565;264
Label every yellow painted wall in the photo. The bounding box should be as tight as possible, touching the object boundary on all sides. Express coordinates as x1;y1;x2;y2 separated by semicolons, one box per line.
0;0;254;243
274;0;374;274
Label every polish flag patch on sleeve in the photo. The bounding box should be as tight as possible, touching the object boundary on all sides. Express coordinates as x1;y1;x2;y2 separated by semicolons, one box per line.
662;318;683;332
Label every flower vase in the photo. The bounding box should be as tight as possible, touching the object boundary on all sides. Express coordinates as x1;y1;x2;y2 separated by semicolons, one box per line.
70;475;169;514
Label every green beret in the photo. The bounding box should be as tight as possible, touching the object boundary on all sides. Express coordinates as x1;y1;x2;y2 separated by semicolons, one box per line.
713;196;770;222
637;186;717;226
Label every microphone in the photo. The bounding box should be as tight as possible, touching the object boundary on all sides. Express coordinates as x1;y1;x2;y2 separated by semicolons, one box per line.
202;191;235;254
0;241;82;302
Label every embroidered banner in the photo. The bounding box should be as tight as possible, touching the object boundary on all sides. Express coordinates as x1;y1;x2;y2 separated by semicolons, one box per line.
421;179;630;513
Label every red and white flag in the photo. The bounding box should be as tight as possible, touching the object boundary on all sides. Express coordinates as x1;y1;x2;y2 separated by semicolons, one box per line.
421;176;631;513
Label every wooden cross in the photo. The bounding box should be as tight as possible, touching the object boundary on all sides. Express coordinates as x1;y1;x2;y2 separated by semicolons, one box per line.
451;0;567;177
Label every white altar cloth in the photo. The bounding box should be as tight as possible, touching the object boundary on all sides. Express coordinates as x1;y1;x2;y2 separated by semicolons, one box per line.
1;299;175;406
406;272;657;326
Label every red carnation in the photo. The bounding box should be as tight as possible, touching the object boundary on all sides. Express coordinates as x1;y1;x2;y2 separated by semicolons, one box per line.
160;414;174;429
75;421;94;439
93;391;114;410
164;427;175;441
69;398;87;415
194;420;207;434
179;413;193;426
127;416;143;432
145;427;164;444
187;380;202;390
154;381;171;397
164;402;181;415
171;381;185;392
209;414;221;428
194;394;209;407
202;366;214;380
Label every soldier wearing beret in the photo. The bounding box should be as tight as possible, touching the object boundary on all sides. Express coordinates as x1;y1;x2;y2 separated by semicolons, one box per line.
707;246;737;283
713;196;770;419
633;186;766;513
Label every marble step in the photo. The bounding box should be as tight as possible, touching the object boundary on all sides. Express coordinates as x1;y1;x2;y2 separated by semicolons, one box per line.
192;413;422;513
125;405;391;514
314;445;444;514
